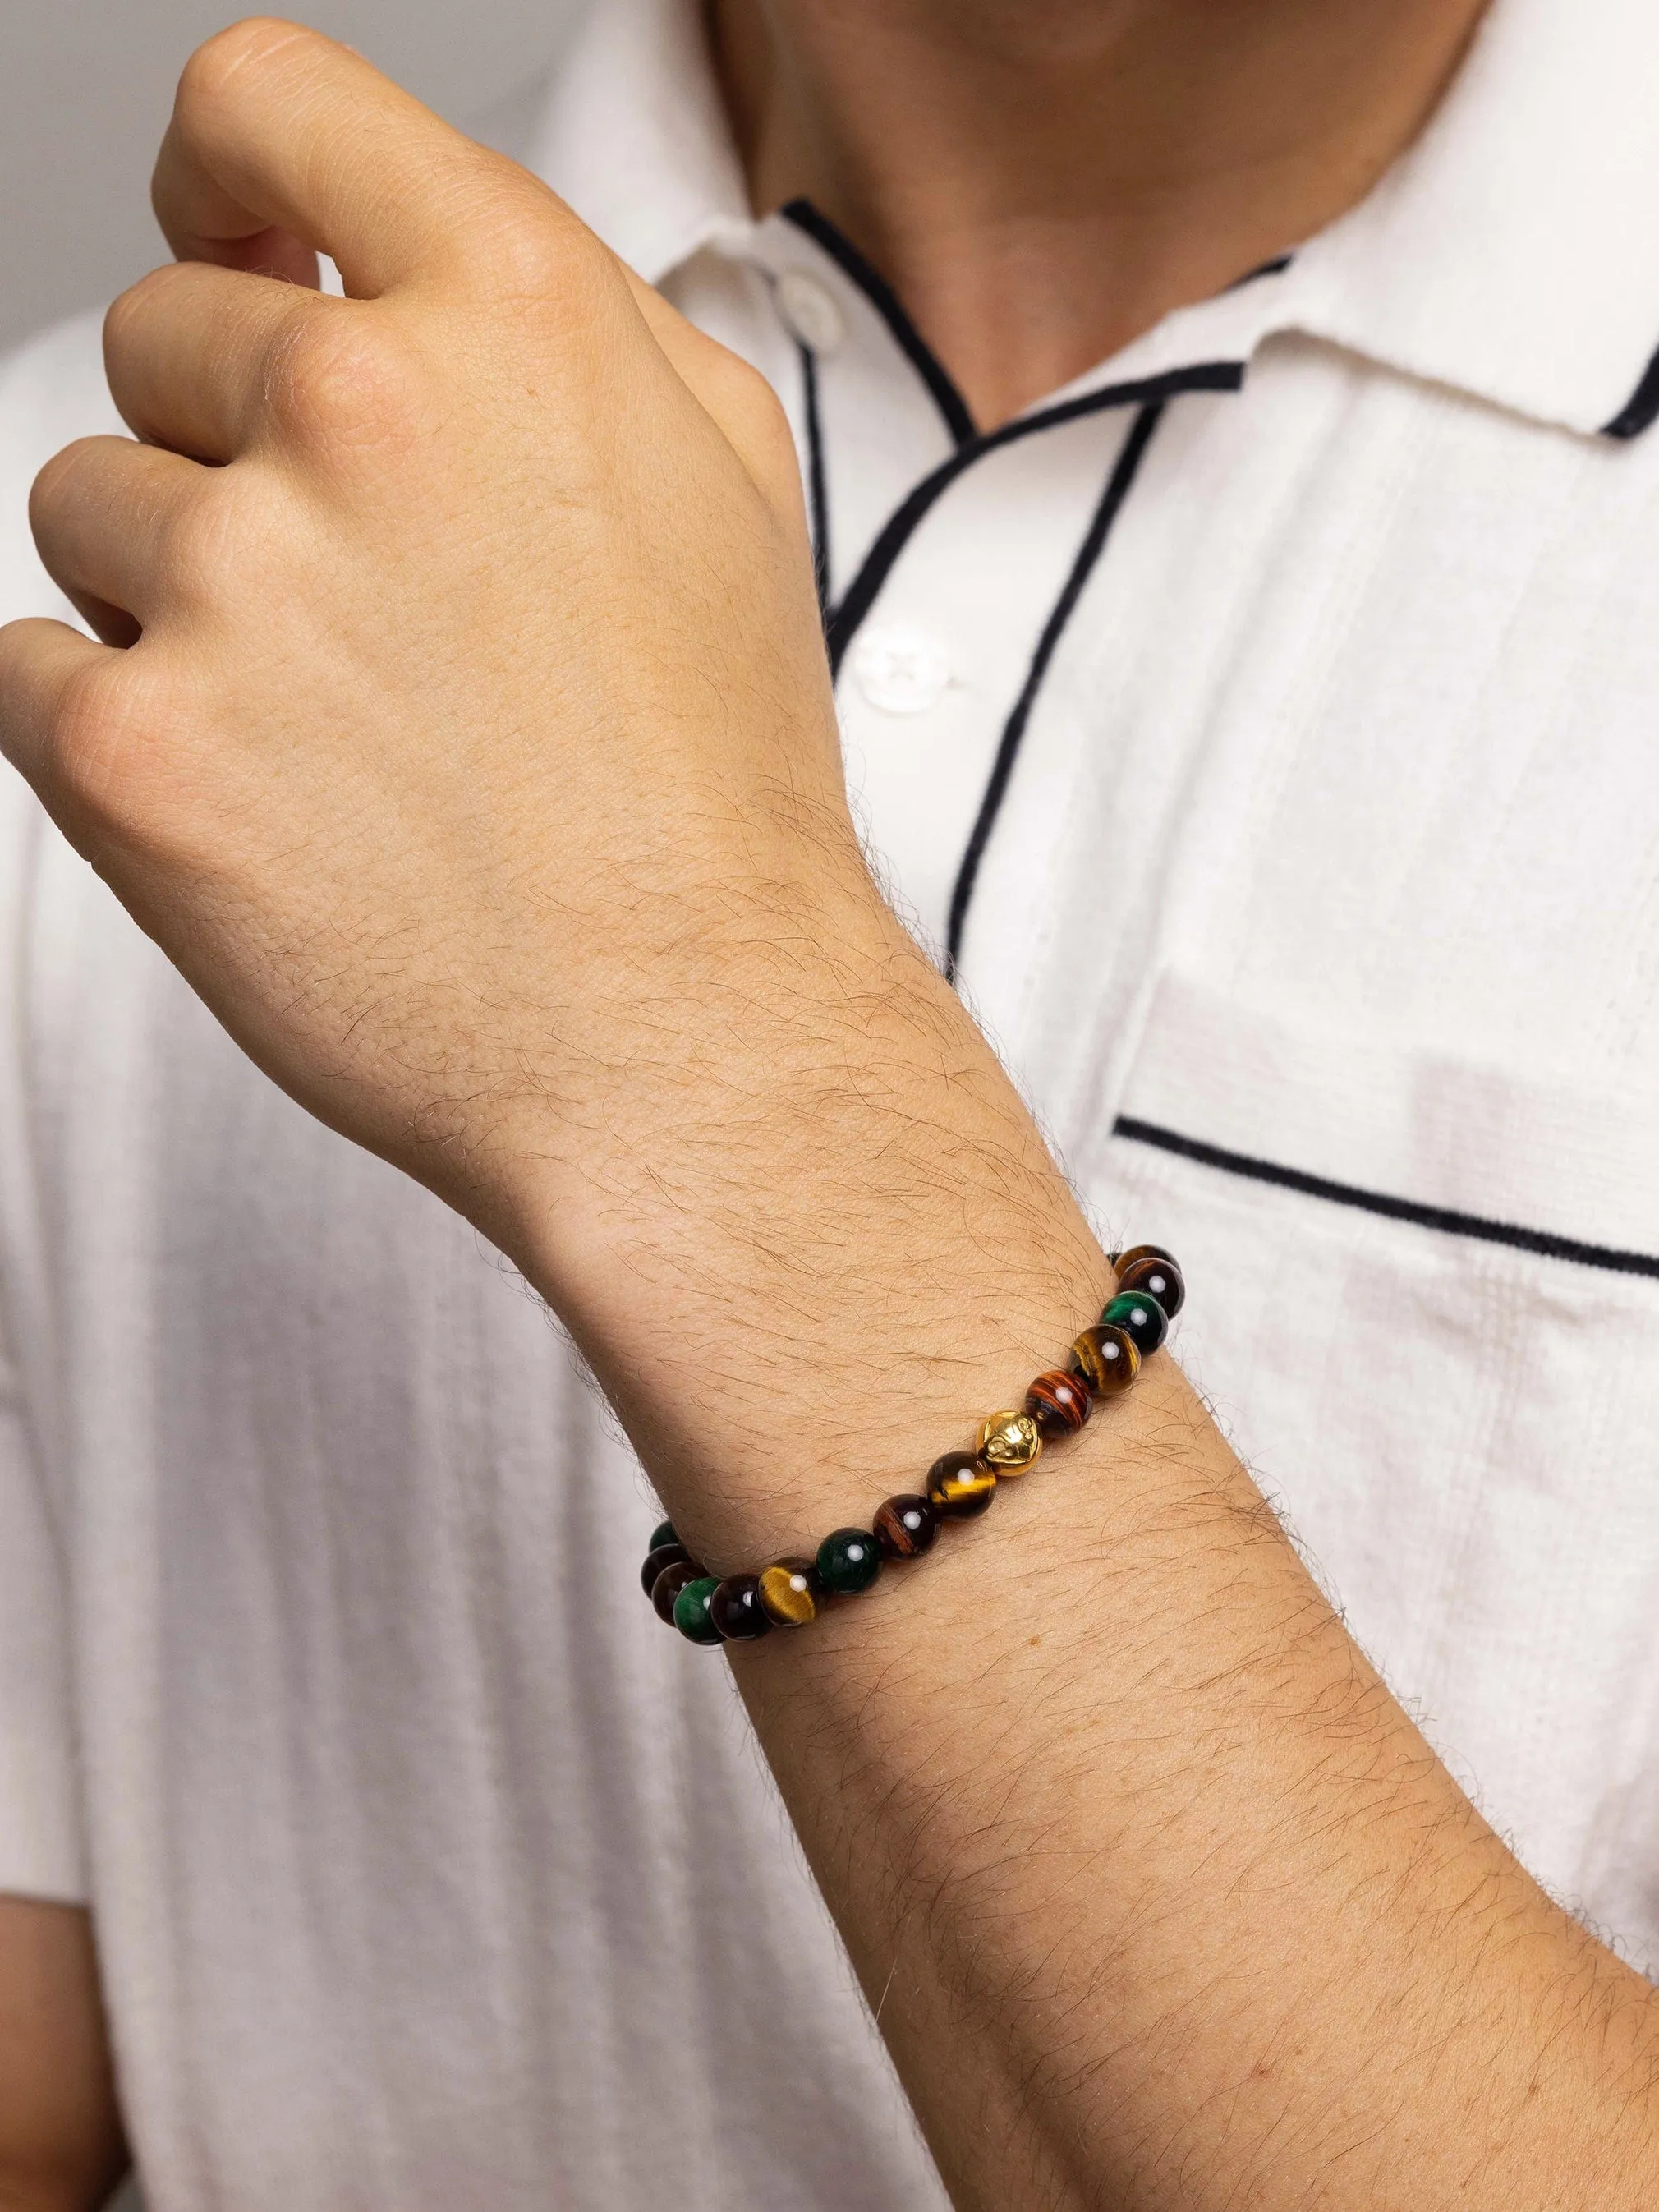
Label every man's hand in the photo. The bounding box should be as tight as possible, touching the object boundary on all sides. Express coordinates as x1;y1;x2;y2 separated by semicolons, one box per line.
0;18;850;1266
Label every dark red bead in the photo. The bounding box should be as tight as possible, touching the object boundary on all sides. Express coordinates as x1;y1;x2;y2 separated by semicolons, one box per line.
641;1540;689;1597
1023;1368;1091;1438
875;1493;940;1560
651;1557;702;1624
710;1574;773;1642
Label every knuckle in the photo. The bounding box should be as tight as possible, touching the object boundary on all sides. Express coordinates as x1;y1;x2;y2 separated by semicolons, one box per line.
103;264;171;352
476;185;604;305
29;438;102;531
265;305;423;454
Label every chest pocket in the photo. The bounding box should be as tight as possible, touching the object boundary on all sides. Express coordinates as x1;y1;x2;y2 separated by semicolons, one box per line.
1080;969;1659;1969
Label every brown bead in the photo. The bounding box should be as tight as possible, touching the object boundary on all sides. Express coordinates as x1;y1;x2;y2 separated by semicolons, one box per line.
976;1410;1042;1474
710;1574;772;1642
757;1558;820;1628
1024;1368;1091;1439
1071;1323;1140;1396
927;1451;995;1518
651;1557;703;1624
641;1540;689;1598
1114;1246;1184;1318
875;1493;940;1559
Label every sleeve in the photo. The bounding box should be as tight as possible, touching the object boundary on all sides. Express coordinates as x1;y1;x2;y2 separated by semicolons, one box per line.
0;1346;85;1903
0;309;111;1900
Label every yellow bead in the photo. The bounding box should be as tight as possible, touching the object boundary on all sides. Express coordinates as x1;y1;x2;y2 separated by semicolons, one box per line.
975;1410;1041;1474
758;1559;820;1627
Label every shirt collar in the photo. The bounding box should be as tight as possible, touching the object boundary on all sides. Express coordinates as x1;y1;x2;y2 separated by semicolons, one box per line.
1284;0;1659;439
517;0;753;285
519;0;1659;443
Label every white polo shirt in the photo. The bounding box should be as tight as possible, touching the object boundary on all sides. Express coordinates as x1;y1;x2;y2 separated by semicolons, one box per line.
3;0;1659;2205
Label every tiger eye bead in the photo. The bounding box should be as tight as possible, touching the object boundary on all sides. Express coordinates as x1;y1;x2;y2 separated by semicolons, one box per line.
1071;1322;1140;1396
875;1493;940;1560
672;1575;724;1645
648;1518;678;1554
651;1557;701;1624
641;1540;690;1598
758;1558;820;1627
926;1451;996;1518
816;1528;883;1594
710;1574;772;1642
1024;1368;1091;1439
976;1410;1042;1474
1113;1246;1185;1319
1101;1290;1168;1358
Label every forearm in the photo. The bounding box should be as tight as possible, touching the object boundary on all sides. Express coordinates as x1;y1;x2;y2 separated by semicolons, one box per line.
504;867;1659;2212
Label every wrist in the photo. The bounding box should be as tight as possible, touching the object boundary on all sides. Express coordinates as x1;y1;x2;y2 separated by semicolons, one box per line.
487;861;1114;1561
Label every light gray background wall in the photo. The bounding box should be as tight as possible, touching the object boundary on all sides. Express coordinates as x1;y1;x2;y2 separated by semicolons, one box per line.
0;0;589;356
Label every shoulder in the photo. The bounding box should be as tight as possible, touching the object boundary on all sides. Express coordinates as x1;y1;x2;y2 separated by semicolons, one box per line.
0;306;122;628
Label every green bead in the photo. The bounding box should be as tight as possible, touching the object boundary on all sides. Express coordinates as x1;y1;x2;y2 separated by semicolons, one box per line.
816;1527;882;1595
673;1575;724;1645
1101;1290;1168;1359
649;1518;678;1553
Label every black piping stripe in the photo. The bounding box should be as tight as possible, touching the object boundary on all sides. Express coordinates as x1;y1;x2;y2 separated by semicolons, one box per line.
945;402;1165;981
825;359;1243;678
1227;251;1294;292
797;341;831;614
782;199;978;447
1113;1116;1659;1279
1602;344;1659;441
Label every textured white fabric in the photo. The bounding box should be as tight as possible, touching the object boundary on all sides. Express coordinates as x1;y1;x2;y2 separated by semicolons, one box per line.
2;0;1659;2205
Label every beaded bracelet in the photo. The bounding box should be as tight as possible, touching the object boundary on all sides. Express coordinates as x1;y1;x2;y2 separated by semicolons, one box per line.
641;1244;1183;1647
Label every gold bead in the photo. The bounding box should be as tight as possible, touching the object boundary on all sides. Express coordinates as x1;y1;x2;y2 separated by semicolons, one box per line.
975;1410;1042;1474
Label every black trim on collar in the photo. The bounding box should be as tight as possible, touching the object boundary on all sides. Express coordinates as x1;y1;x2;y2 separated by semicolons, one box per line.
797;341;831;612
1602;345;1659;441
825;359;1244;677
945;402;1165;980
782;199;979;447
1114;1116;1659;1278
1226;251;1294;292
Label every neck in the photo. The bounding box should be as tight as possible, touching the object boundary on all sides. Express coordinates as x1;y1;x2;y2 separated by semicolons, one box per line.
710;0;1490;426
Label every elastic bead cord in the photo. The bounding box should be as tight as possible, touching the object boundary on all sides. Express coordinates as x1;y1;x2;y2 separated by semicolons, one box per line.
641;1244;1183;1645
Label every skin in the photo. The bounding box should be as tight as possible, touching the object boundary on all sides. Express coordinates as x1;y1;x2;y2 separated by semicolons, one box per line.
711;0;1487;423
4;7;1658;2209
0;1902;126;2210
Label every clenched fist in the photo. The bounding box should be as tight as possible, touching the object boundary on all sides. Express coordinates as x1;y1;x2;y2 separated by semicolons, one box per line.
0;21;873;1259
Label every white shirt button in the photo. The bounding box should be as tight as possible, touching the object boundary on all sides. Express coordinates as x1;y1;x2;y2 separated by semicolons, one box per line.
776;269;846;356
852;622;952;715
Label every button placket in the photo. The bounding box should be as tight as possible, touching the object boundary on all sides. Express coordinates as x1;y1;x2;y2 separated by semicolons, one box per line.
852;622;953;715
776;269;846;356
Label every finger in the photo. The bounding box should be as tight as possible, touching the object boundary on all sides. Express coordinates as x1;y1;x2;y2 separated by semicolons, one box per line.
153;19;535;297
105;259;315;462
30;439;209;631
616;266;811;523
0;618;112;792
